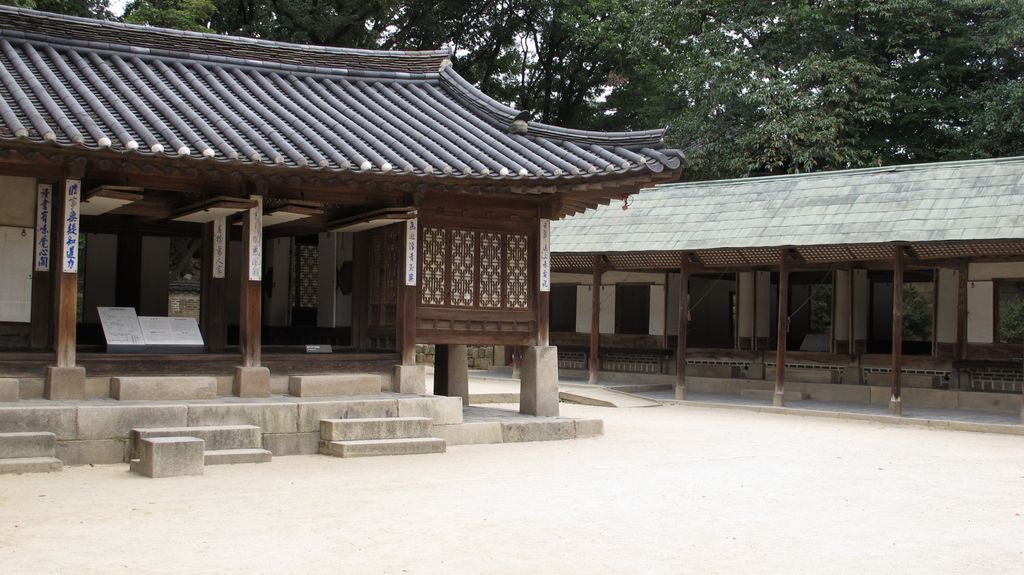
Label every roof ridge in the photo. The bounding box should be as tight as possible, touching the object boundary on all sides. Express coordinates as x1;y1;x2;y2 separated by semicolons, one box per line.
654;156;1024;190
0;5;450;73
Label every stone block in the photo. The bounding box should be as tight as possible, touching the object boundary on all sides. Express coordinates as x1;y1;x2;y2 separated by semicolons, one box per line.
130;437;204;478
520;346;559;417
77;405;188;440
111;377;218;401
320;437;445;458
269;376;289;395
187;403;298;434
45;366;86;400
0;431;55;458
130;425;262;458
574;419;604;438
85;377;111;399
393;364;426;395
397;396;463;425
204;448;272;465
432;422;503;445
320;417;432;441
55;439;128;465
262;432;319;456
216;376;234;396
0;457;63;474
233;366;271;398
297;399;398;432
0;378;18;402
18;378;43;400
0;406;77;440
287;374;381;397
500;420;576;443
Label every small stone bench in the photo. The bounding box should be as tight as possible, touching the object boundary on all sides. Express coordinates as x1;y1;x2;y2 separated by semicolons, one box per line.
288;374;381;397
130;436;205;478
112;376;217;401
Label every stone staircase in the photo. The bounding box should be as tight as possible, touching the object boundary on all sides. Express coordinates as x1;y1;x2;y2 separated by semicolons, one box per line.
0;432;63;474
130;425;272;466
319;417;446;458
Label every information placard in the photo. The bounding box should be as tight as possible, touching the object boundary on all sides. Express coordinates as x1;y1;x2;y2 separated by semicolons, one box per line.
97;307;146;353
138;316;205;353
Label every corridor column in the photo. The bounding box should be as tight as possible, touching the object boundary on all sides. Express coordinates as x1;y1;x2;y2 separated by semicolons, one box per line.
675;258;689;400
774;250;789;407
200;218;227;353
395;218;425;394
589;255;603;384
890;246;904;415
45;176;86;399
234;195;270;397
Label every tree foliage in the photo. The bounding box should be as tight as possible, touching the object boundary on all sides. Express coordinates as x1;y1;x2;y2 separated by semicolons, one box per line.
18;0;1024;180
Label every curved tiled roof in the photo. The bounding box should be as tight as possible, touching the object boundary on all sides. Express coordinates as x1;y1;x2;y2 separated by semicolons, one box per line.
553;156;1024;253
0;6;682;181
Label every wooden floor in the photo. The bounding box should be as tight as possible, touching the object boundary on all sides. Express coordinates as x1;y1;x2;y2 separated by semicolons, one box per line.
0;350;400;378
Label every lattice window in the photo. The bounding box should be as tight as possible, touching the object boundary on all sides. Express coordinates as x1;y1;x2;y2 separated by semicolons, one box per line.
451;229;476;307
506;233;529;309
421;227;447;305
367;226;399;329
296;243;318;308
479;232;503;308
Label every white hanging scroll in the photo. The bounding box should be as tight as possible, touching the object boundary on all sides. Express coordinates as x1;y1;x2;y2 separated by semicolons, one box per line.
34;183;52;272
404;218;418;286
212;216;226;279
539;218;551;292
247;196;262;281
62;179;81;273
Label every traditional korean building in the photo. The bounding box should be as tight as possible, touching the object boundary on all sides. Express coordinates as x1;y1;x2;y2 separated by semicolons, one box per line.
0;6;682;413
551;157;1024;420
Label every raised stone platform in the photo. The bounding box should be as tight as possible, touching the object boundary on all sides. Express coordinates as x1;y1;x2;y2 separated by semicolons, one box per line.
0;431;62;474
288;374;381;397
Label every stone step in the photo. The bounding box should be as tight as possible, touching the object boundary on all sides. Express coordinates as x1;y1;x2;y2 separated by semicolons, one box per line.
319;417;433;441
111;376;217;401
288;374;381;397
130;425;262;459
740;389;809;402
0;456;63;474
130;436;204;478
320;437;446;458
204;448;273;466
0;432;56;459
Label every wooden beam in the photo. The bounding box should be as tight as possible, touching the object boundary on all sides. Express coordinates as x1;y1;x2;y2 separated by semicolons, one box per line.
675;257;689;399
589;255;602;384
774;249;789;406
891;246;904;414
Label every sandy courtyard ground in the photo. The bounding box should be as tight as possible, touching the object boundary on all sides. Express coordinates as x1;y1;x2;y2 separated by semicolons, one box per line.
1;403;1022;574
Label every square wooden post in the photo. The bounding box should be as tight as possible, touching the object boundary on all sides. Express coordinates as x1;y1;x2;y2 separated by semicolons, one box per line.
589;255;602;384
890;246;904;415
234;195;269;397
774;250;789;407
30;182;54;351
675;258;690;400
200;219;227;353
394;218;425;394
45;176;86;399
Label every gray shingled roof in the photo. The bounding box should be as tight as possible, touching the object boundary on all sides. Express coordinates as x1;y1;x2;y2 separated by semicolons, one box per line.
553;157;1024;253
0;6;681;180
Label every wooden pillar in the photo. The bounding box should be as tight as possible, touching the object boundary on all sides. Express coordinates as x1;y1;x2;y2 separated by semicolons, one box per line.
675;259;689;400
848;268;856;355
774;250;789;407
956;265;968;362
398;219;418;366
751;271;758;352
890;246;904;415
30;182;54;350
200;219;227;353
45;174;86;400
536;218;551;347
434;344;449;396
233;194;269;397
589;255;602;384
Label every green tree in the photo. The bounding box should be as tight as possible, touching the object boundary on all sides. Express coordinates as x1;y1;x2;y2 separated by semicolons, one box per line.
123;0;217;31
4;0;112;19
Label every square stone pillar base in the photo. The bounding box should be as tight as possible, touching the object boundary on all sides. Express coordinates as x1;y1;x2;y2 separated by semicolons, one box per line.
889;396;902;416
45;366;86;400
521;346;558;417
394;364;426;395
772;390;785;407
233;366;270;398
674;384;686;400
447;344;470;405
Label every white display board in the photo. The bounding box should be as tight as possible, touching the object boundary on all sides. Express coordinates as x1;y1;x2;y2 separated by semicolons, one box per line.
138;316;205;352
97;307;145;349
0;226;32;322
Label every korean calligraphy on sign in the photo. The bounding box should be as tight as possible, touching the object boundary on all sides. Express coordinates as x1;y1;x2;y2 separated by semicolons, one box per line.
212;216;226;279
62;180;81;273
539;218;551;292
247;196;262;281
404;218;418;286
34;183;51;272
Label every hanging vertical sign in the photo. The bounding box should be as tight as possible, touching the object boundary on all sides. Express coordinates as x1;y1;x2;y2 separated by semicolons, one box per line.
212;216;226;279
34;183;51;272
539;218;551;292
404;218;418;286
247;196;262;281
62;179;81;273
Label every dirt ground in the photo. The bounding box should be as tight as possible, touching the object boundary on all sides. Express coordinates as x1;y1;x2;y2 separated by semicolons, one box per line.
1;403;1022;574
